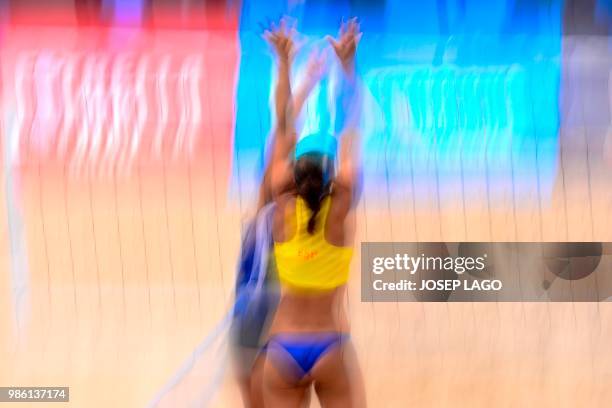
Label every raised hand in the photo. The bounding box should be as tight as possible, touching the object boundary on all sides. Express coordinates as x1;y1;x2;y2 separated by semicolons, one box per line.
304;48;329;82
326;18;362;71
263;18;297;63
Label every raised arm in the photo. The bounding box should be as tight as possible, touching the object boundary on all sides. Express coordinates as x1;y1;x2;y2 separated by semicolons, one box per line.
327;19;363;203
292;50;327;121
259;20;297;203
259;21;327;204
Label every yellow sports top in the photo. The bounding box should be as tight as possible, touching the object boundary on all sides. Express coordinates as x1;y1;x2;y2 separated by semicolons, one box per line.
274;196;353;291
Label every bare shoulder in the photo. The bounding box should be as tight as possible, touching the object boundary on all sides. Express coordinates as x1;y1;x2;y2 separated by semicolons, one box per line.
329;181;352;220
274;192;295;213
273;192;296;242
324;182;354;246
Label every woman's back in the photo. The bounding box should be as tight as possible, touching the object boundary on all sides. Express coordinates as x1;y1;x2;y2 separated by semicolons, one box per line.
270;191;355;333
273;194;353;291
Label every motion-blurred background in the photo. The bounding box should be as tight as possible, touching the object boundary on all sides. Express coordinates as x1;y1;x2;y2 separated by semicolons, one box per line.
1;0;612;406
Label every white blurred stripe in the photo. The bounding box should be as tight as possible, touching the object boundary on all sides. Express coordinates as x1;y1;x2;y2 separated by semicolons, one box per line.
3;107;31;340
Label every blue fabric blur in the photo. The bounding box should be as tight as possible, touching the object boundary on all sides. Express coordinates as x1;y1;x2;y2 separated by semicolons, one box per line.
232;203;279;349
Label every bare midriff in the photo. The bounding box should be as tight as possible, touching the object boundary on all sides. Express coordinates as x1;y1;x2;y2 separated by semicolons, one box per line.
268;285;350;335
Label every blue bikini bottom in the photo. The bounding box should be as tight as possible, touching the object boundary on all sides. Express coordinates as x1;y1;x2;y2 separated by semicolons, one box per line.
265;332;349;380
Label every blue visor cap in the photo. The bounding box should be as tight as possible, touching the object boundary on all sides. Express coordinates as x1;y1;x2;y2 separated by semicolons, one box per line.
294;133;338;160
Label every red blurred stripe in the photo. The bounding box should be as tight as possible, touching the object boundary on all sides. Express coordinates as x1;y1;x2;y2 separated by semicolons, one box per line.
1;25;238;184
7;1;240;30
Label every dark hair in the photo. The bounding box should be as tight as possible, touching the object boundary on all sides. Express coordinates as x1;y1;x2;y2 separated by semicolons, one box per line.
294;153;333;234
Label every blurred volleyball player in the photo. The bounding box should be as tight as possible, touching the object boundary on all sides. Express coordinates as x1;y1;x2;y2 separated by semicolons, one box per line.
263;18;365;407
231;19;328;408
